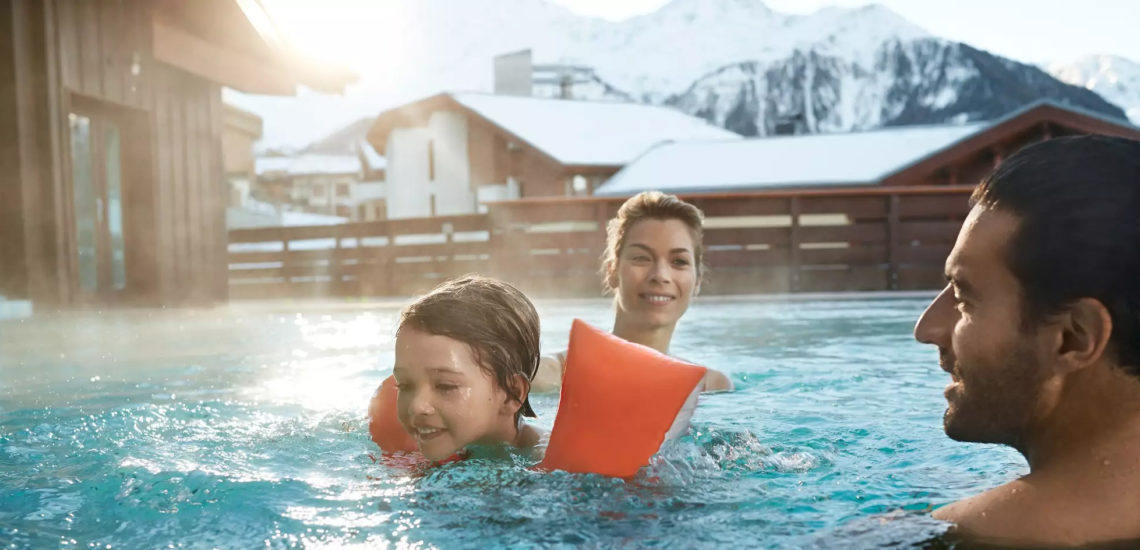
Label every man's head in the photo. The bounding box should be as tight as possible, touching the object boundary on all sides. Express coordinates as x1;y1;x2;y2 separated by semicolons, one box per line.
914;135;1140;447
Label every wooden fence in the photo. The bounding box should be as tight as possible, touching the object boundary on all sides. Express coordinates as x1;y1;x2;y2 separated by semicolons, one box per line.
227;186;974;299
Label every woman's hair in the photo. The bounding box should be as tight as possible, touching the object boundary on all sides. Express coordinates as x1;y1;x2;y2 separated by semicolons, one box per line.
601;191;707;293
396;276;539;420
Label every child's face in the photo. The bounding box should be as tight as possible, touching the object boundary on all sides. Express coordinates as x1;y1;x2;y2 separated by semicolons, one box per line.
392;327;516;461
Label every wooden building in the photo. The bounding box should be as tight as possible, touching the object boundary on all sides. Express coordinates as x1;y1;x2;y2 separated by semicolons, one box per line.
0;0;352;308
222;103;263;207
230;100;1140;300
593;101;1140;196
366;92;739;219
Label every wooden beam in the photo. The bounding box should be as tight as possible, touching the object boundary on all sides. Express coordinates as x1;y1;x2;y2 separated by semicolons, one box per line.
150;20;294;95
886;195;900;290
788;196;801;292
10;0;69;306
0;0;28;299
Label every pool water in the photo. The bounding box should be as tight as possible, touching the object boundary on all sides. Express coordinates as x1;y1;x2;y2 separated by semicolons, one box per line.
0;297;1026;548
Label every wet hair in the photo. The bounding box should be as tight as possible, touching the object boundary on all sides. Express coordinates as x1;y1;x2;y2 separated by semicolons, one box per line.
971;135;1140;374
601;191;706;293
396;276;539;421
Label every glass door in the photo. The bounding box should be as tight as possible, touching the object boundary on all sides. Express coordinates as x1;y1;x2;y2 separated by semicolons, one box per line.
69;111;127;301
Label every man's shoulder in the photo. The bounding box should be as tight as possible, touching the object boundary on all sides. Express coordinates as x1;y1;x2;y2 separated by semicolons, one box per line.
935;480;1051;542
936;477;1140;546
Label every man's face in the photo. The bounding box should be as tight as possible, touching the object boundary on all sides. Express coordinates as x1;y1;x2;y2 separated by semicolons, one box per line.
914;206;1053;446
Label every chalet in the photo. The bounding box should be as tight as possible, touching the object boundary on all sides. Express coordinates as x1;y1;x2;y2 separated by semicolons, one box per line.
0;0;353;308
594;101;1140;196
367;92;741;219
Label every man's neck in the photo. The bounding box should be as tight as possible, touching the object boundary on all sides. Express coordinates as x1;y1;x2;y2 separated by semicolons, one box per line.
612;315;675;355
1023;363;1140;474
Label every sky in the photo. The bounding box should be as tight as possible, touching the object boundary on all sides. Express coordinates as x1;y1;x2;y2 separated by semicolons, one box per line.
549;0;1140;65
264;0;1140;72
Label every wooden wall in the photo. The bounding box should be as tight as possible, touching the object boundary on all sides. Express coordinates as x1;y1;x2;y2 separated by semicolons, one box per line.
1;0;67;304
1;0;228;306
226;187;975;300
150;64;227;305
0;0;28;299
465;112;570;198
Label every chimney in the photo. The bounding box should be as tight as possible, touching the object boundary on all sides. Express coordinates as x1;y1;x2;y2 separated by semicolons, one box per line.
493;49;533;96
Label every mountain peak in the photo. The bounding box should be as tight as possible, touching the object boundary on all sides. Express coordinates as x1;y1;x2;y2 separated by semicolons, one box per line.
1048;54;1140;124
650;0;773;19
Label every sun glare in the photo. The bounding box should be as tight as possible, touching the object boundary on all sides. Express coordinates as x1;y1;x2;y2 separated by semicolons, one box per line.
264;0;410;78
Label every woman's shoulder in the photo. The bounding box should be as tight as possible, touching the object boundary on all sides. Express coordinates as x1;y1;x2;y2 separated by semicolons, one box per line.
530;351;566;393
674;355;734;392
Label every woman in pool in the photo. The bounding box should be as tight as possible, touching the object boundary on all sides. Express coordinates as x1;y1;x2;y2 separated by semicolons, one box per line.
389;276;543;461
531;191;733;392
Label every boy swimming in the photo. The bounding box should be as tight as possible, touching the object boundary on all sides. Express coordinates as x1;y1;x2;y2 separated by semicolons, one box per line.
386;276;543;461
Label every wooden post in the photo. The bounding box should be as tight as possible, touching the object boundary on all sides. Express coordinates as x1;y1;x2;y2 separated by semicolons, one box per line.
441;220;455;280
332;223;344;295
383;218;396;296
280;226;291;287
788;196;801;292
886;194;900;291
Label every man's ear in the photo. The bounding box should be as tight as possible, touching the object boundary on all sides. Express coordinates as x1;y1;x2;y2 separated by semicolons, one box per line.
1055;297;1114;375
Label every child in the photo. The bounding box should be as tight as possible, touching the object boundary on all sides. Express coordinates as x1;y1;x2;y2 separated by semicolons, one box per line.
388;276;543;461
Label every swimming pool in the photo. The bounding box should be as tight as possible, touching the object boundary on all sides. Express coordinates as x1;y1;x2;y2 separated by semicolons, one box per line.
0;297;1025;548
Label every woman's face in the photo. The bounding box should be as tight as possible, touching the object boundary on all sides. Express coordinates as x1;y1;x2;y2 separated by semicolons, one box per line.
611;218;700;330
392;327;516;461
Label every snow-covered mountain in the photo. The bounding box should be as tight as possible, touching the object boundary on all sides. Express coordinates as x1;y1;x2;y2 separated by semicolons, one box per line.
237;0;1129;150
1048;55;1140;124
670;39;1125;137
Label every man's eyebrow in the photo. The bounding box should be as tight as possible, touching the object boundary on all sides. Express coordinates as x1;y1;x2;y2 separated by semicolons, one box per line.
944;269;976;296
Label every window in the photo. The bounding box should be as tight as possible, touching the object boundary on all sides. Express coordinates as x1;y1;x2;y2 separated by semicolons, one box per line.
336;182;351;197
571;174;589;196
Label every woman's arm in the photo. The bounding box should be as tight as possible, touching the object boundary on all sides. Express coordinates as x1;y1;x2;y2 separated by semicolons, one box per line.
530;354;565;393
702;368;734;392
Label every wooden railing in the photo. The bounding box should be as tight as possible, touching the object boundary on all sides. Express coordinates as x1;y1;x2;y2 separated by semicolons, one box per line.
227;186;974;299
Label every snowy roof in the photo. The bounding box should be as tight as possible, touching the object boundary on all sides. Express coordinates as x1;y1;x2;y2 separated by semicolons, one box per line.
255;154;362;177
449;93;742;166
593;122;987;196
359;140;387;171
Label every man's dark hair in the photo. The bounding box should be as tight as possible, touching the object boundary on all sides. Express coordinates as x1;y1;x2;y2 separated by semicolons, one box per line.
397;275;539;421
971;135;1140;374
